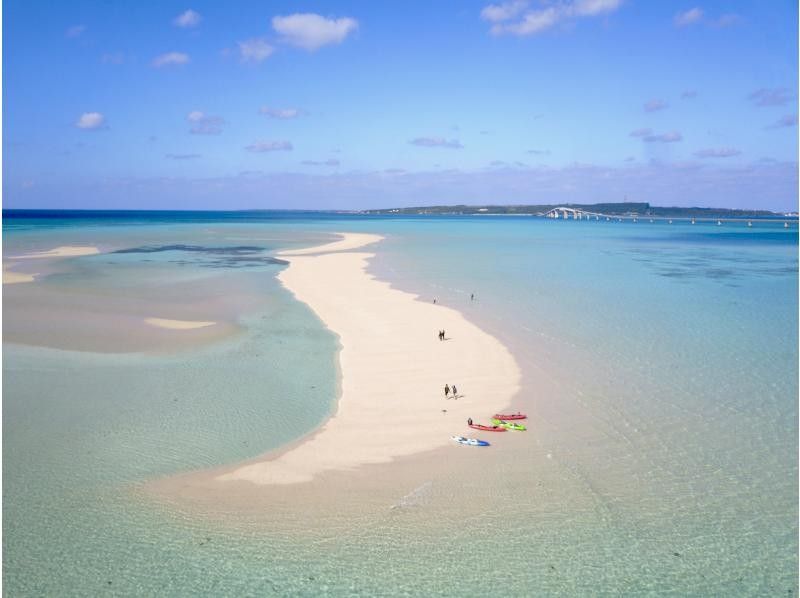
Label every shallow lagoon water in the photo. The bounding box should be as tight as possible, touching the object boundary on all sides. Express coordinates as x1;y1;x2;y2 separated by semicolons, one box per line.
3;212;797;595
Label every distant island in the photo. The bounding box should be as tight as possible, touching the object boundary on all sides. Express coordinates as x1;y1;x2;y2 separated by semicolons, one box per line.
363;202;795;219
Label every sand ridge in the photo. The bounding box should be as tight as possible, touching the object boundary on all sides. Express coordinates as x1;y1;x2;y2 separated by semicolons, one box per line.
216;232;521;485
144;318;217;330
279;232;383;256
2;263;37;284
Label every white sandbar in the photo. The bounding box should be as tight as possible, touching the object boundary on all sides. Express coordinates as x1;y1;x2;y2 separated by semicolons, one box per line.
217;232;521;485
2;264;37;284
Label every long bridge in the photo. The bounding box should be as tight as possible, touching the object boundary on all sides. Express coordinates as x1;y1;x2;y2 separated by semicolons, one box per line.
542;206;611;220
540;206;795;227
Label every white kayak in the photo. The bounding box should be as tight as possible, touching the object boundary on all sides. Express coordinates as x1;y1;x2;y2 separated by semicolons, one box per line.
451;435;490;447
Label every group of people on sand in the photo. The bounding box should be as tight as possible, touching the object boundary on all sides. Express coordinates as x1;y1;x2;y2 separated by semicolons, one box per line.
444;383;458;399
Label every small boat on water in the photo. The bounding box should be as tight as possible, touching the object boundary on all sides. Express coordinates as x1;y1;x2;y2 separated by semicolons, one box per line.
468;423;507;432
491;418;527;431
452;436;490;447
493;412;527;420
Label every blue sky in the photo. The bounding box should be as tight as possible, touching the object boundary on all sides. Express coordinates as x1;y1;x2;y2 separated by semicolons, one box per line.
3;0;798;210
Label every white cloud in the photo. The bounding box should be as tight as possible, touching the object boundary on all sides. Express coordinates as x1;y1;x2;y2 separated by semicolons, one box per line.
101;52;125;65
481;0;529;23
767;114;797;129
714;13;742;27
694;148;741;158
174;9;201;28
643;131;682;143
259;106;303;119
573;0;622;17
66;25;86;38
272;13;358;51
494;7;560;35
410;137;464;149
187;111;224;135
166;153;202;160
749;88;793;107
75;112;106;130
485;0;622;36
152;52;190;67
674;7;703;27
245;140;294;153
238;38;274;63
631;128;681;143
644;99;668;112
302;159;340;166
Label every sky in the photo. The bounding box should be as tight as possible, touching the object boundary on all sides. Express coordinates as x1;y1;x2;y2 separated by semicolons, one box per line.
3;0;798;211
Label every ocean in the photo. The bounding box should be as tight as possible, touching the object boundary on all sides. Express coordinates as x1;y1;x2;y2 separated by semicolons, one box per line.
3;211;797;595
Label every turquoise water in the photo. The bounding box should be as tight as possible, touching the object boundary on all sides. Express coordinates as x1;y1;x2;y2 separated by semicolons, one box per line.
3;212;797;595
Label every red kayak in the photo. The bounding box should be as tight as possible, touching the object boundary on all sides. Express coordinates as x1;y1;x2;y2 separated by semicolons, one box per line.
469;424;507;432
493;412;527;420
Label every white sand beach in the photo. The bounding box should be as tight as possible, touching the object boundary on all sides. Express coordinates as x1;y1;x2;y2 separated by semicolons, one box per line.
144;318;217;330
216;232;521;485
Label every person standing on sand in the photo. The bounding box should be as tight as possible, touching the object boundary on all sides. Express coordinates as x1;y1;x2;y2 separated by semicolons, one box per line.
452;384;458;397
444;384;450;398
471;293;474;301
433;298;437;304
442;329;446;340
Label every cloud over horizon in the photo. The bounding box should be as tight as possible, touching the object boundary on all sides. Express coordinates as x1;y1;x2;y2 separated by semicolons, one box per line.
749;87;793;107
301;159;340;166
410;137;464;149
694;147;742;158
259;106;303;119
768;114;798;129
631;128;682;143
644;99;668;112
187;111;224;135
12;160;795;212
245;140;294;153
166;153;202;160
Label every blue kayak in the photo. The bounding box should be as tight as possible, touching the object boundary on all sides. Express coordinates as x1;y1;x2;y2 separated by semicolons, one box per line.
451;435;490;447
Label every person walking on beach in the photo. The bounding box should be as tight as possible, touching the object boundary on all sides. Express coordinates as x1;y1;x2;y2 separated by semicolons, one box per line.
433;298;437;304
470;293;474;301
468;417;473;426
441;329;446;340
452;384;458;398
444;384;450;398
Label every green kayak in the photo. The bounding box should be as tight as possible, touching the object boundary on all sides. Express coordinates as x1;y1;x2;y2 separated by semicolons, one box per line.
491;418;526;431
